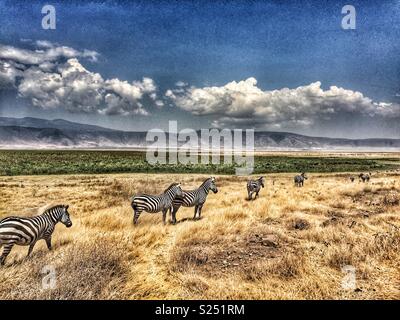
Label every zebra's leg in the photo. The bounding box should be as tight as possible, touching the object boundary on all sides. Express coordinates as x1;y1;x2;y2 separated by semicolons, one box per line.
162;209;167;225
45;237;52;251
171;206;178;224
133;210;141;225
197;205;204;219
193;205;199;219
27;241;37;257
168;206;172;222
1;244;14;266
255;191;259;198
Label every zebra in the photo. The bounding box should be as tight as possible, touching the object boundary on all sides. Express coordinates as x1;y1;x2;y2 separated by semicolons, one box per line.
130;183;183;225
294;172;307;187
171;177;218;223
359;173;371;182
247;176;265;200
0;204;72;266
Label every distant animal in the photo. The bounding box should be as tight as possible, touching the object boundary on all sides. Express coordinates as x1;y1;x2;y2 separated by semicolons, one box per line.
131;183;183;225
359;173;371;182
171;177;218;223
0;204;72;266
350;177;355;182
247;176;265;200
294;173;308;187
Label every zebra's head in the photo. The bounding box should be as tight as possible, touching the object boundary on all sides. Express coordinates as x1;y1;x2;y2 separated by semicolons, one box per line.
301;172;308;180
209;177;218;193
60;205;72;228
170;183;184;198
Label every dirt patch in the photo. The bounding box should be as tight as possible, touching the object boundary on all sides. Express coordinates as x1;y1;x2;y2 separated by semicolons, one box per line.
291;218;310;230
321;215;357;229
347;187;400;208
383;191;400;206
241;251;306;281
171;229;282;277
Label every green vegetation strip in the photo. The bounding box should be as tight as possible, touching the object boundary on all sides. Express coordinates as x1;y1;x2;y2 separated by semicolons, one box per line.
0;150;399;176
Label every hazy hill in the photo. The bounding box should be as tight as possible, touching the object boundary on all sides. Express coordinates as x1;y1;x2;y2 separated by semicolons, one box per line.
0;117;399;150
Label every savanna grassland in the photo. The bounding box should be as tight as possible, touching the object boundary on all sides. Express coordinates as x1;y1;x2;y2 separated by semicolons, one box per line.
0;165;399;299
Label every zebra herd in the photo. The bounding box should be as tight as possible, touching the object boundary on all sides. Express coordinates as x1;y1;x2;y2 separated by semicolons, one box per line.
131;177;218;225
0;172;373;265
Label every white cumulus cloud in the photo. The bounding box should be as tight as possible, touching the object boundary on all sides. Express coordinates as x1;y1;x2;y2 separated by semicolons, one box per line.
0;41;157;116
166;77;400;128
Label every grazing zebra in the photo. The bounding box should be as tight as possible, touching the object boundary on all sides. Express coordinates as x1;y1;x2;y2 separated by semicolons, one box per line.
131;183;183;225
171;177;218;223
294;172;307;187
359;173;371;182
0;204;72;266
247;176;265;200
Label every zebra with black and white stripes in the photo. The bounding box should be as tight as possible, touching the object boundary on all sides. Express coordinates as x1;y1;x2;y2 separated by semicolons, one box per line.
294;172;308;187
247;176;265;200
359;173;371;182
171;177;218;223
0;204;72;266
131;183;183;225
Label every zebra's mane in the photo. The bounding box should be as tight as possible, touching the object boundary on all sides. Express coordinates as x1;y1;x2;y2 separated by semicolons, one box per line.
163;183;180;193
38;204;66;215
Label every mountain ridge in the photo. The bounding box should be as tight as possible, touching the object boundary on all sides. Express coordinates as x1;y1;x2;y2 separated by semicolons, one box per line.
0;117;399;150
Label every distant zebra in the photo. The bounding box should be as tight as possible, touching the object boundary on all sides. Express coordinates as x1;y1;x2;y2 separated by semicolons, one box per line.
359;173;371;182
131;183;183;225
294;173;307;187
171;177;218;223
247;176;265;200
0;204;72;266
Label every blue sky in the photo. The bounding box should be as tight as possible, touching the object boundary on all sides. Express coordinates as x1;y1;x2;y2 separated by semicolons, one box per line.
0;0;399;138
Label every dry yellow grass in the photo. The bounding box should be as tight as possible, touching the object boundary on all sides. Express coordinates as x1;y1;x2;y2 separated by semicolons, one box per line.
0;171;399;299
